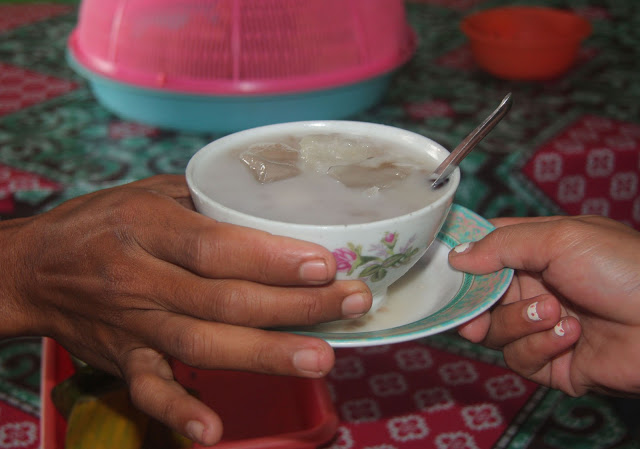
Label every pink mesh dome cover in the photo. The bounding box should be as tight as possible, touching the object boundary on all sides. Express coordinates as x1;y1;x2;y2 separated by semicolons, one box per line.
69;0;416;94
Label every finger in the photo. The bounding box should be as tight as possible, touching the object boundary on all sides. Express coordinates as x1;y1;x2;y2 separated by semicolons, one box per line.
168;276;372;325
122;348;223;447
103;178;338;285
489;215;567;228
136;257;371;324
447;220;573;274
457;276;526;343
133;312;336;377
502;317;580;379
481;295;561;350
457;312;491;343
131;198;339;285
490;214;634;234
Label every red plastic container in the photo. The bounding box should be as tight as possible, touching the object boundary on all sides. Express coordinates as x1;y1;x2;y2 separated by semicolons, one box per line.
40;338;339;449
461;6;592;80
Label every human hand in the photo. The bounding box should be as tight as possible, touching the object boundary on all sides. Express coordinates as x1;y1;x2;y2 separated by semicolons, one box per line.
448;215;640;398
0;175;371;446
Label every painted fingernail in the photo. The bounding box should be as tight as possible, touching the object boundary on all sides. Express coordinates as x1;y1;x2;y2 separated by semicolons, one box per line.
299;259;329;283
527;302;542;321
186;420;204;443
293;349;321;375
453;241;472;254
554;320;566;337
341;293;369;318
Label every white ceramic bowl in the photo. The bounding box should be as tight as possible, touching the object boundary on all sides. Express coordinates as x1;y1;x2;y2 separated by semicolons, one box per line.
186;121;460;311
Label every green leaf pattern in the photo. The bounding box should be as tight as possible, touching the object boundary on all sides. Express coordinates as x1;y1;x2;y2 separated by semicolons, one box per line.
334;232;421;282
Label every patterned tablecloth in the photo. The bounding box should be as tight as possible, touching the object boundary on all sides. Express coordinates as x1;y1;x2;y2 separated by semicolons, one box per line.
1;1;639;448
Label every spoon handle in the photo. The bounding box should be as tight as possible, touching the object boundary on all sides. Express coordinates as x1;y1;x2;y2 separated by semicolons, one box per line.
431;93;513;188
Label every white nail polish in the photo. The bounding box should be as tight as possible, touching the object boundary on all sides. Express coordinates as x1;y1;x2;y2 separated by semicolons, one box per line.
527;302;542;321
554;321;565;337
453;242;470;254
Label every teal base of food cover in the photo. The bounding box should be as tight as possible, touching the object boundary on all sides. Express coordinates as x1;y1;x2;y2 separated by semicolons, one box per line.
68;51;395;133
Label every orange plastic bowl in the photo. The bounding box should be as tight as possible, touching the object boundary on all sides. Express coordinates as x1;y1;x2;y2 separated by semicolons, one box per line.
461;6;592;80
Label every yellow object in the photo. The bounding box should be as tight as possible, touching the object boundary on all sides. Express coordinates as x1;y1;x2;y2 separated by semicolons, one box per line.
65;388;149;449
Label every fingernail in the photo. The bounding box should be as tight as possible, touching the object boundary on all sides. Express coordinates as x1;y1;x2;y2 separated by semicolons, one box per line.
341;293;369;318
293;349;321;375
527;302;542;321
299;259;329;283
554;320;566;337
453;241;472;254
186;420;204;443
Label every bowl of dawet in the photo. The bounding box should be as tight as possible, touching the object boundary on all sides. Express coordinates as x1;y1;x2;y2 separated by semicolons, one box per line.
186;121;460;312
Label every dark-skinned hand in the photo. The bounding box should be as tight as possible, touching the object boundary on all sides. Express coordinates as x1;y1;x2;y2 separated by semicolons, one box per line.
0;175;372;445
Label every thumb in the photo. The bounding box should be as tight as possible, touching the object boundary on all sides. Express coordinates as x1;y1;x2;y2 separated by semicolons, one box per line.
447;221;565;275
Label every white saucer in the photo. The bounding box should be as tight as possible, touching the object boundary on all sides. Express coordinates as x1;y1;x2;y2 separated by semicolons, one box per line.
291;204;513;347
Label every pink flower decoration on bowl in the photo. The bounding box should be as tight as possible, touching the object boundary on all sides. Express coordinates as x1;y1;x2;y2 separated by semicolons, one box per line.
333;248;358;272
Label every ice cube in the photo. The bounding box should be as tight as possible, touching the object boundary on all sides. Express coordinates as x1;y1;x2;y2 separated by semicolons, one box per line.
363;186;381;197
299;134;383;174
240;142;301;183
327;158;413;189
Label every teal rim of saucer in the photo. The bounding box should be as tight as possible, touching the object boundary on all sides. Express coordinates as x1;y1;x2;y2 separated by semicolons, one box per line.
295;204;514;347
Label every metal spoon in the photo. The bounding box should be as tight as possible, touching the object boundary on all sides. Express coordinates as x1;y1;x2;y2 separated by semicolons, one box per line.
430;93;513;189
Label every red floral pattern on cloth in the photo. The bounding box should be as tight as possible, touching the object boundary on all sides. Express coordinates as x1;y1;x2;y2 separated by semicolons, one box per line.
436;45;477;71
108;122;159;140
0;402;38;449
404;99;455;121
0;4;72;33
0;164;60;214
522;115;640;230
324;342;538;448
0;63;78;117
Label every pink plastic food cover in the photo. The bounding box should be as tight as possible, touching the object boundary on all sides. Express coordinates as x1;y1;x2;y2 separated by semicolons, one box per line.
69;0;417;95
